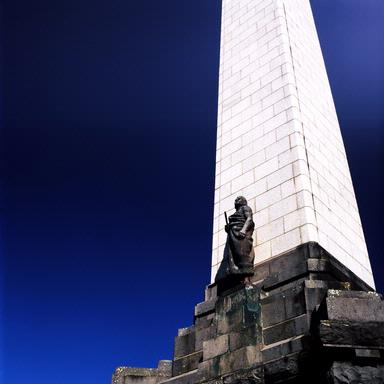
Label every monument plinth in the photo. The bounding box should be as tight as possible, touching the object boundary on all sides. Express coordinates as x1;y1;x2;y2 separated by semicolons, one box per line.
113;243;383;383
112;0;383;383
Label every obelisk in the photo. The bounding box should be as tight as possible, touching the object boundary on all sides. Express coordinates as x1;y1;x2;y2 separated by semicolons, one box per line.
112;2;384;383
211;0;375;289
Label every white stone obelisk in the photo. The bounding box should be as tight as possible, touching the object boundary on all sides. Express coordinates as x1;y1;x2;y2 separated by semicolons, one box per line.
211;0;375;288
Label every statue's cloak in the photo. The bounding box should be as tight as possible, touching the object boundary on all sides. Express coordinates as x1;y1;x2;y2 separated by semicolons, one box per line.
215;206;255;282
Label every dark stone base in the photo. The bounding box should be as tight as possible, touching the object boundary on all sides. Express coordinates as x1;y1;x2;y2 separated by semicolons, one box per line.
112;242;383;384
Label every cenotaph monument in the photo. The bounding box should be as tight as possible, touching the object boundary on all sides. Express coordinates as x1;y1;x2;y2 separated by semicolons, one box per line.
112;1;384;382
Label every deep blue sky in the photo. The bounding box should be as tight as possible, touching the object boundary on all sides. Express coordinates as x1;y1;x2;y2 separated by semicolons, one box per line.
2;1;383;383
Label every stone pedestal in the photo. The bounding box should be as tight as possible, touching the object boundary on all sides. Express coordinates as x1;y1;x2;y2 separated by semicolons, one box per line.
112;242;383;383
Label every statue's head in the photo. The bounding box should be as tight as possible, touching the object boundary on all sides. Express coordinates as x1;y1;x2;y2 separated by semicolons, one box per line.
234;196;247;210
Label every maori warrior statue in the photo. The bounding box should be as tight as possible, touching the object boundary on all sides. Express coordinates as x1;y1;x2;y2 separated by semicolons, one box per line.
215;196;255;282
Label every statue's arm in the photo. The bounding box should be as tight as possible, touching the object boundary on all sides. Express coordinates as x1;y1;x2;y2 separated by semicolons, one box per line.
240;206;254;235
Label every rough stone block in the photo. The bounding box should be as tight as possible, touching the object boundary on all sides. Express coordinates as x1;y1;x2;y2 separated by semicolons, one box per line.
263;247;308;290
216;286;261;335
355;348;381;358
196;358;220;383
319;320;384;348
261;284;306;328
327;362;384;384
261;335;309;363
305;242;325;259
222;367;264;384
261;293;286;327
172;351;202;377
112;367;158;384
263;352;300;382
307;258;328;272
228;324;260;352
219;346;262;376
194;313;215;329
205;284;218;301
305;280;346;290
174;330;196;358
157;360;172;380
203;334;229;360
284;286;306;319
324;290;384;322
262;277;307;297
217;307;244;335
177;326;194;337
263;314;308;345
195;324;217;351
328;290;382;300
160;370;198;384
304;287;328;314
195;299;217;318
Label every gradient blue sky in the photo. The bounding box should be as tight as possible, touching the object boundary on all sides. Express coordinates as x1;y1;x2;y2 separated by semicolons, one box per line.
2;1;383;383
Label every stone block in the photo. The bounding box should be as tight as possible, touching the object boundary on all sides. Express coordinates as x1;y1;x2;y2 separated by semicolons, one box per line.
307;258;328;272
222;367;264;384
157;360;172;380
228;324;260;352
196;357;220;383
262;335;310;363
195;299;217;318
219;346;262;376
319;320;384;349
328;290;382;300
203;334;229;360
194;313;215;330
271;229;301;257
261;283;306;327
263;314;308;345
124;376;157;384
160;370;198;384
355;348;381;358
195;324;217;351
216;286;261;335
304;242;325;259
284;286;306;320
307;272;334;285
174;330;196;358
172;351;202;377
263;277;307;297
324;290;384;322
177;326;194;337
217;306;244;335
261;294;286;327
112;367;158;384
304;287;328;314
263;352;300;382
205;285;218;301
327;362;384;384
263;247;308;290
305;280;346;290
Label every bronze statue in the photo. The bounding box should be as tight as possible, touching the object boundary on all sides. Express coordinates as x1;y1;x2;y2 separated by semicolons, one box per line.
215;196;255;282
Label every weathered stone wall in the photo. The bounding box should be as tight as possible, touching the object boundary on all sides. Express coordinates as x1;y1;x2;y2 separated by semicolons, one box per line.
113;243;384;384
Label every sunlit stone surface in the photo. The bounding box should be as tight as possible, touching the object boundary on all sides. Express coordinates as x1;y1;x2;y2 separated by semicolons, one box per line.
211;0;374;289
